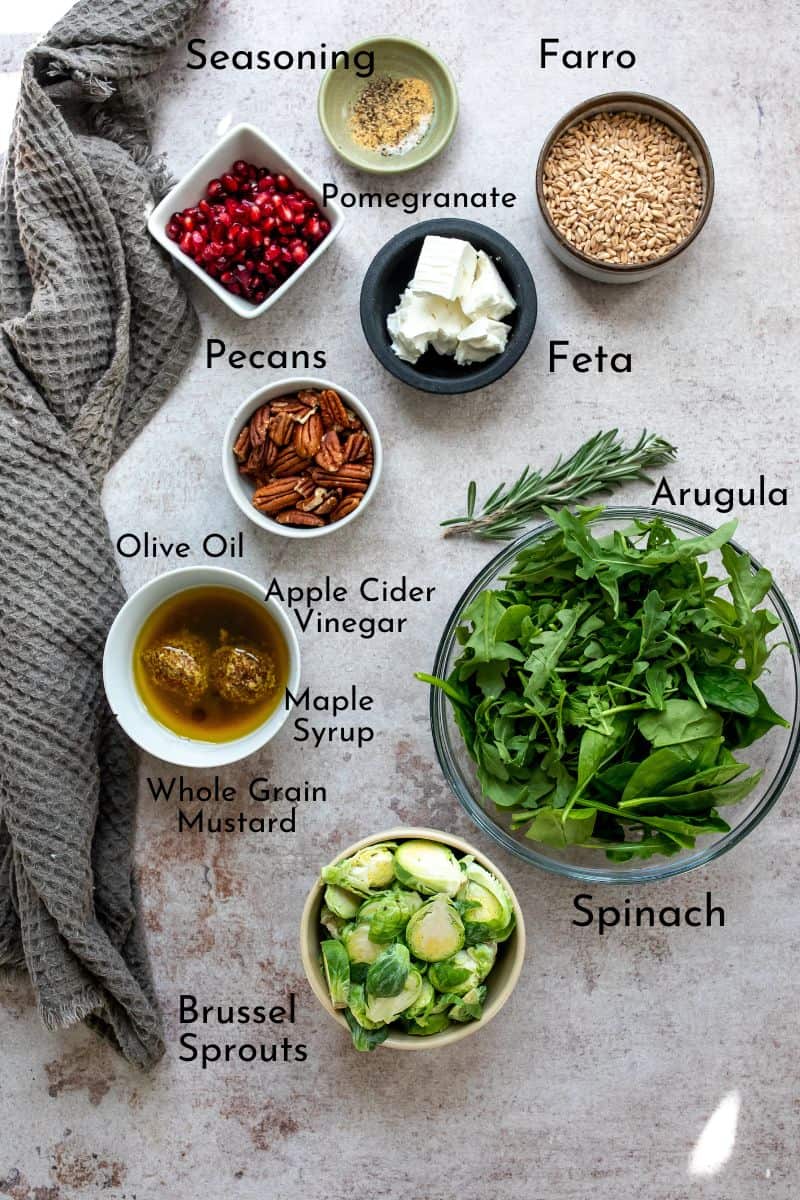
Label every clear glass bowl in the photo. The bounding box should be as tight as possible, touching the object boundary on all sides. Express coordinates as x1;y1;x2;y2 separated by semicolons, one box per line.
428;508;800;883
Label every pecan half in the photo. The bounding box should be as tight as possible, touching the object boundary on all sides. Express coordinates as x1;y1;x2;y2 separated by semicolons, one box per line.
315;430;344;473
324;463;372;483
271;397;310;416
276;509;326;528
294;411;323;458
297;486;335;513
233;425;251;462
272;447;307;477
311;471;368;494
342;432;371;463
249;405;271;447
243;443;266;476
318;389;349;431
252;478;304;514
262;438;279;470
330;494;362;521
270;412;295;447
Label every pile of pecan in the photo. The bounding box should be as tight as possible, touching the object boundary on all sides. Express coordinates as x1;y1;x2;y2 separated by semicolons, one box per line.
233;388;374;528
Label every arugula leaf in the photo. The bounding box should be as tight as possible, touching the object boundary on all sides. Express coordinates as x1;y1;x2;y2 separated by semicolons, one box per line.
523;604;586;695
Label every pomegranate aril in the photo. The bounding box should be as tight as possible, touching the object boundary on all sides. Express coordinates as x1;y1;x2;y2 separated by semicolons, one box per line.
207;179;224;198
291;244;309;265
304;217;321;239
249;229;263;249
232;159;249;179
221;173;239;193
275;174;291;192
179;233;192;255
166;221;181;241
198;199;212;217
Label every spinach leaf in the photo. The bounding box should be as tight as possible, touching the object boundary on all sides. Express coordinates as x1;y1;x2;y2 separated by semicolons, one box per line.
523;806;597;846
638;700;723;747
694;666;759;716
621;748;696;802
732;685;790;747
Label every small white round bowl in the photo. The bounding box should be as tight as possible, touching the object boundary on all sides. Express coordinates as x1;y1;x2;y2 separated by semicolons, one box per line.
103;566;300;767
221;377;382;539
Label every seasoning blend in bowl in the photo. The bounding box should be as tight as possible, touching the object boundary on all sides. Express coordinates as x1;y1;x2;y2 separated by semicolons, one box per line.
349;74;435;157
535;93;714;283
318;37;458;175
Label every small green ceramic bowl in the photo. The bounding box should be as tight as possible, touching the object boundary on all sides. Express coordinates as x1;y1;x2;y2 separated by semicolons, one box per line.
317;37;458;174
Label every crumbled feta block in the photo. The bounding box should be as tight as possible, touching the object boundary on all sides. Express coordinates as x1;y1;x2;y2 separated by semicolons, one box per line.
454;316;511;365
461;250;517;321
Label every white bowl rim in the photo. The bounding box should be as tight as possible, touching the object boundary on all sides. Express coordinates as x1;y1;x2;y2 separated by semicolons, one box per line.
147;121;345;320
103;565;300;767
221;376;383;539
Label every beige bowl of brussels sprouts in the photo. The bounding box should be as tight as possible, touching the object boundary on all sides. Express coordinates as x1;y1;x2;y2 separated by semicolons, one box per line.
300;827;526;1051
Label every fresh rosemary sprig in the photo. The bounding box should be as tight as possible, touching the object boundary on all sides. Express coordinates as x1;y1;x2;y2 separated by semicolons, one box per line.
441;429;677;541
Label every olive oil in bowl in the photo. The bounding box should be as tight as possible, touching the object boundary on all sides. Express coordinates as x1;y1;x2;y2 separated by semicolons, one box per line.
134;586;288;742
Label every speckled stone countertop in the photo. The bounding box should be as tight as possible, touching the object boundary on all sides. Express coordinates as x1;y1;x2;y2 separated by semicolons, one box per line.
1;2;798;1198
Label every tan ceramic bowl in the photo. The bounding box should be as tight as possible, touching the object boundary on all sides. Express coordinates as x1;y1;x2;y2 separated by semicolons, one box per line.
300;826;526;1050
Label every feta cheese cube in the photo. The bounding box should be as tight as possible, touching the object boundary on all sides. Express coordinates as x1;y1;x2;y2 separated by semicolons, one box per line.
410;236;478;302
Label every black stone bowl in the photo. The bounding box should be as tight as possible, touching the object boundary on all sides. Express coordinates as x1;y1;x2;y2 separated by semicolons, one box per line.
360;218;537;395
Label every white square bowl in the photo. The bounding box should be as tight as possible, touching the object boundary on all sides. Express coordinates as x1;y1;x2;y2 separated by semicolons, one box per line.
148;122;344;319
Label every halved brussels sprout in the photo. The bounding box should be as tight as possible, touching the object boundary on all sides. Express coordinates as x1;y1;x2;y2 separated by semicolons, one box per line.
429;949;480;996
358;888;423;942
393;839;464;896
469;942;498;982
320;904;345;939
404;976;435;1020
341;921;385;965
448;985;487;1023
366;944;411;998
320;939;350;1009
322;843;397;897
324;884;362;920
345;1008;390;1052
404;1012;451;1036
405;894;465;962
365;967;423;1024
458;861;516;944
347;982;385;1031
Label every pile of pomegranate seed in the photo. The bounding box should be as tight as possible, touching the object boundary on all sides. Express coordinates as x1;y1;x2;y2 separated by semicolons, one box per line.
165;159;331;306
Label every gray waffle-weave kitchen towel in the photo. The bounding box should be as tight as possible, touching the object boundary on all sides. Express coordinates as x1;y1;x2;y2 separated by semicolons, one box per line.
0;0;203;1068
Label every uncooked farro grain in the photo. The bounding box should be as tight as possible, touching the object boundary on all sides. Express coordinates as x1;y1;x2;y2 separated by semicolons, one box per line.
542;112;704;266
